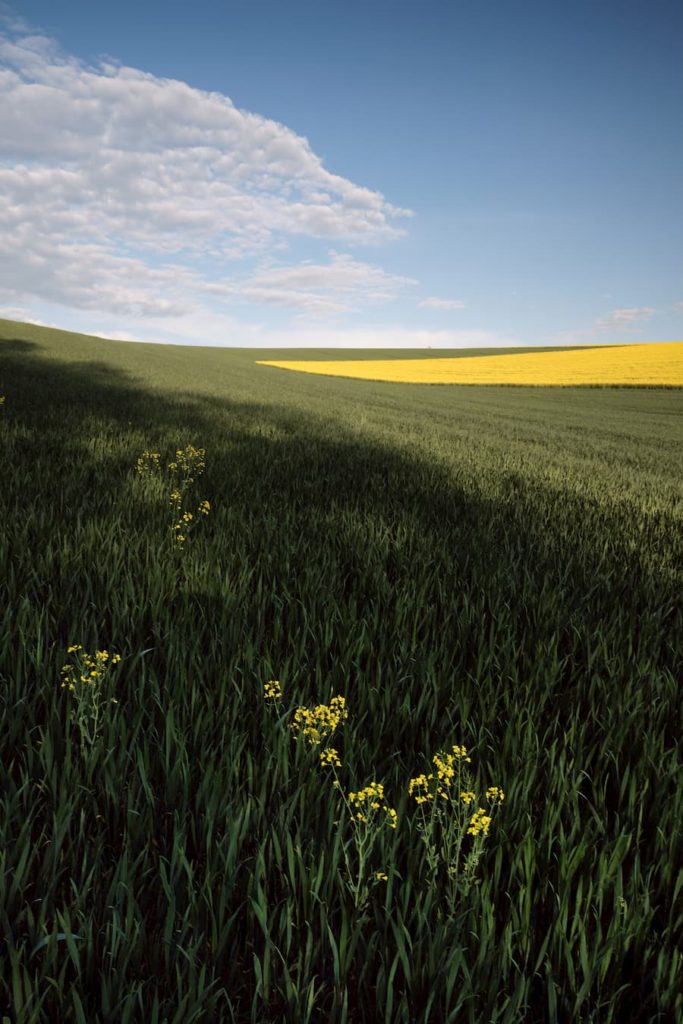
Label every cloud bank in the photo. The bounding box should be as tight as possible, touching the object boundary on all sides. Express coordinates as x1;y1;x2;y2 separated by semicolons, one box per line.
0;23;425;343
235;252;417;315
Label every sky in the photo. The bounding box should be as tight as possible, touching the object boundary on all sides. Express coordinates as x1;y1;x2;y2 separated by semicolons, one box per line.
0;0;682;348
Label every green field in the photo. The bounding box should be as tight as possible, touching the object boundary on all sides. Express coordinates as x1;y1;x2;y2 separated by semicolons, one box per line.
1;317;681;1023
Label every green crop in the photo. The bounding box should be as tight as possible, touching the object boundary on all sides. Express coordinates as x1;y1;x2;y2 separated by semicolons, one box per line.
0;317;681;1022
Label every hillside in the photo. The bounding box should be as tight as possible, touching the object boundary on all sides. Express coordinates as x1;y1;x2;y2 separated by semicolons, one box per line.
1;316;681;1022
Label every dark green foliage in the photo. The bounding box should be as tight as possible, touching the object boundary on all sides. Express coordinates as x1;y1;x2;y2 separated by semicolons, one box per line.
0;318;681;1022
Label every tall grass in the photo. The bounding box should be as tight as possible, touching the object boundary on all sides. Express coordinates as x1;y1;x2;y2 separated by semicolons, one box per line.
0;320;681;1022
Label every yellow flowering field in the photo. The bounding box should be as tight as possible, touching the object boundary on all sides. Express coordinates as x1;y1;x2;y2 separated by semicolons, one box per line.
257;341;683;386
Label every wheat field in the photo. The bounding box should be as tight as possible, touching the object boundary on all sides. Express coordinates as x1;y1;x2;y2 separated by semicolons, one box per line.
1;318;681;1023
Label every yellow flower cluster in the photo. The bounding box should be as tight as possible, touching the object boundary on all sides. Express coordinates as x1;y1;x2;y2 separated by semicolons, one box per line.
348;782;398;828
409;774;477;806
167;448;208;544
407;741;506;893
433;755;456;791
468;808;492;836
433;746;470;778
408;773;431;805
172;509;197;544
137;445;211;547
60;646;122;693
136;450;161;474
290;695;348;745
409;744;504;825
167;445;206;482
263;679;282;701
170;501;211;544
408;745;473;800
349;780;385;807
174;501;212;543
61;644;124;754
264;679;401;907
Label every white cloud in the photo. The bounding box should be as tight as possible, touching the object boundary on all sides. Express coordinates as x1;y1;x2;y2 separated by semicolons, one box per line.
0;304;57;328
3;296;518;350
233;252;416;316
555;305;658;344
251;326;515;349
419;296;466;311
0;23;414;331
104;319;517;350
595;307;655;331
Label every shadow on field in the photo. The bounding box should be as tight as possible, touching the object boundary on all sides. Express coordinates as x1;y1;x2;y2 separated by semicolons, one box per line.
3;332;679;665
1;331;506;562
2;333;681;1023
2;332;679;601
0;337;38;355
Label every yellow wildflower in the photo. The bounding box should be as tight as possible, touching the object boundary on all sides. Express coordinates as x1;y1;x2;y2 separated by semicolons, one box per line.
290;695;348;745
433;751;458;785
486;786;505;803
467;808;492;836
347;783;397;829
136;450;161;474
263;679;282;701
452;745;471;762
409;773;428;792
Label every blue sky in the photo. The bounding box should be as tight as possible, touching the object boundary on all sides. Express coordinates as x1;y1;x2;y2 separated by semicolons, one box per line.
1;0;681;347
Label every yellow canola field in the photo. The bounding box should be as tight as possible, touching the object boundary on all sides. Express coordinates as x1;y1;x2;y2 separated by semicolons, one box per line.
257;342;683;386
